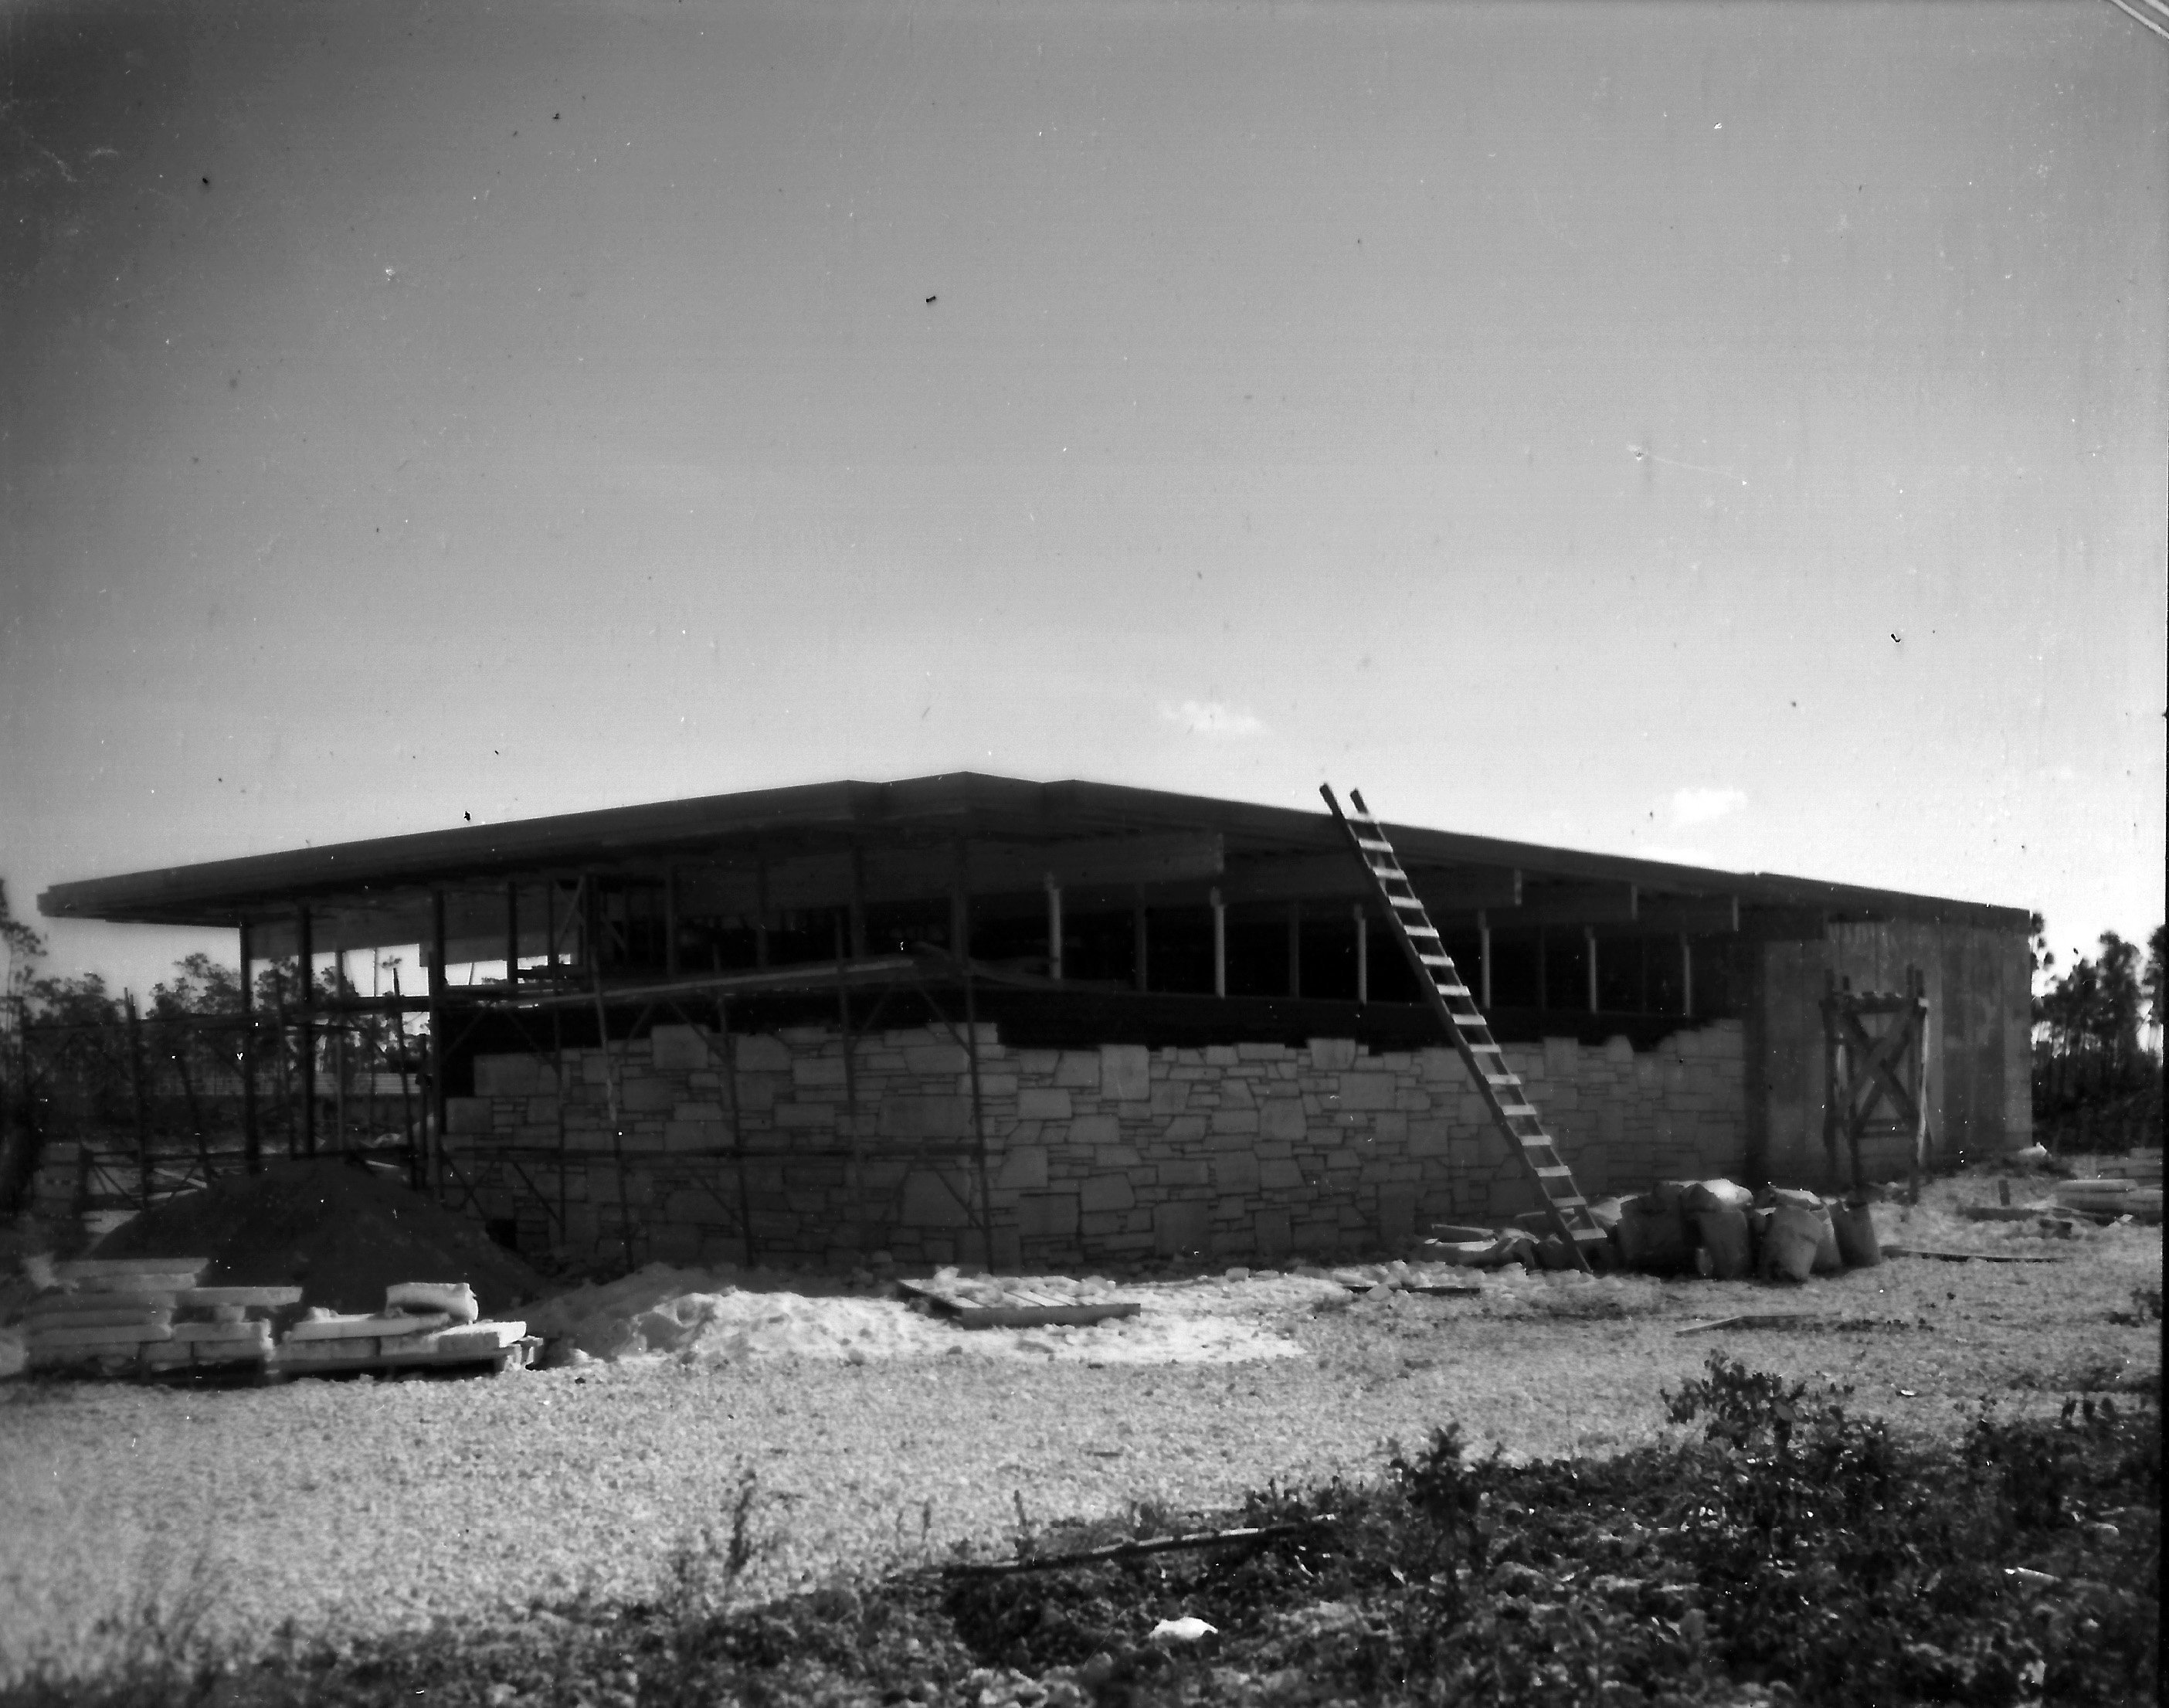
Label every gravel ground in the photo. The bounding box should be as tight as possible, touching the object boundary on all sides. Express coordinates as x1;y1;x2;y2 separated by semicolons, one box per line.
1;1178;2157;1686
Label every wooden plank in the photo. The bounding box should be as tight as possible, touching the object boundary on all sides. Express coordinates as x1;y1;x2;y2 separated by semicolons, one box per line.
1675;1314;1932;1336
1880;1245;2059;1265
285;1311;453;1342
24;1302;172;1329
28;1323;175;1349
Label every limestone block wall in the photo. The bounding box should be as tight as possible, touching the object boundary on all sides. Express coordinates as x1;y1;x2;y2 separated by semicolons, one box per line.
441;1018;1746;1270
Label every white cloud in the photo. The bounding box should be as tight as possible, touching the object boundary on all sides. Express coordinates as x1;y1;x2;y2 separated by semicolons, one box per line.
1669;786;1748;827
1159;699;1265;738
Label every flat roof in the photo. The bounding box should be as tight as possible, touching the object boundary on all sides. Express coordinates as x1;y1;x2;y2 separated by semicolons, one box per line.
37;772;2027;942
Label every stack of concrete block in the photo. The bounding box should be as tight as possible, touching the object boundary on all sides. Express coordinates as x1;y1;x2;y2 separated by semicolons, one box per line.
277;1281;528;1372
148;1283;303;1374
24;1258;206;1374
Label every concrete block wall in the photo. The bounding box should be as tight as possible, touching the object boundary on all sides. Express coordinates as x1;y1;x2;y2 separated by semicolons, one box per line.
442;1018;1746;1270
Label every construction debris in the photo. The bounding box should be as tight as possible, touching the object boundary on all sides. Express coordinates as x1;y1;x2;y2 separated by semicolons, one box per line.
896;1275;1142;1329
15;1258;532;1380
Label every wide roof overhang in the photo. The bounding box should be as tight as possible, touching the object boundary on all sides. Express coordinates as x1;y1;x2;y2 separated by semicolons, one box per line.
37;772;2026;959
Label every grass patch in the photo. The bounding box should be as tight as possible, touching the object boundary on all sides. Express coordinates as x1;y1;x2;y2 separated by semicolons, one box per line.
9;1359;2155;1708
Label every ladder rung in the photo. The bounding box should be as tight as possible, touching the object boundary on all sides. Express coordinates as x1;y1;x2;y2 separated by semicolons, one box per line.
1466;1041;1502;1053
1498;1104;1539;1118
1417;956;1453;968
1388;895;1426;910
1569;1227;1610;1244
1533;1166;1573;1180
1406;925;1440;939
1433;983;1470;997
1518;1135;1556;1149
1356;837;1394;853
1483;1073;1519;1088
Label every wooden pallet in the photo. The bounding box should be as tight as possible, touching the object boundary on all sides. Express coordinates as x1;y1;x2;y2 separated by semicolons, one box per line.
894;1278;1142;1330
271;1322;539;1377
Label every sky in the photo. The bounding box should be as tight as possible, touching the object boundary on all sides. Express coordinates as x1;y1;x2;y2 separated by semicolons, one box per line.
2;0;2164;1000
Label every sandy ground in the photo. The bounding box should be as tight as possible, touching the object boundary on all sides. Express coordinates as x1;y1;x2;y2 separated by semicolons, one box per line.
0;1175;2157;1685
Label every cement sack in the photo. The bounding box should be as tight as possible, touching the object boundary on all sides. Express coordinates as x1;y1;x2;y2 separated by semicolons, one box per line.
385;1281;480;1324
1829;1200;1882;1268
1762;1187;1840;1268
1586;1197;1624;1233
1761;1202;1831;1283
1694;1207;1753;1280
1810;1203;1842;1273
1685;1179;1753;1214
1649;1180;1697;1216
1613;1195;1692;1275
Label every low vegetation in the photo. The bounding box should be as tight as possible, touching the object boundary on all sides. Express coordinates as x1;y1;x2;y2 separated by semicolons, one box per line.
8;1357;2155;1708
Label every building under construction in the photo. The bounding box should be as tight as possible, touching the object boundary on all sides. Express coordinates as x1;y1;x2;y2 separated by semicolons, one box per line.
37;774;2033;1269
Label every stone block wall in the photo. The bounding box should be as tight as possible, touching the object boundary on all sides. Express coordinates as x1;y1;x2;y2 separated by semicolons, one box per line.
441;1018;1746;1270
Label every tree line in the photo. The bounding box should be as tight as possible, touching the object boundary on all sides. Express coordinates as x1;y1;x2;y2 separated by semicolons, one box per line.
2028;914;2165;1141
0;880;422;1216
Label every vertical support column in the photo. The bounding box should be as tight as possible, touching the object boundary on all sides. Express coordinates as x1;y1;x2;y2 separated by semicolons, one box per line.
1132;892;1149;994
1353;905;1368;1005
835;917;863;1240
1680;933;1693;1017
1211;889;1227;998
716;997;757;1267
297;905;316;1158
1536;928;1547;1011
239;920;260;1175
125;991;151;1210
949;840;972;963
1821;969;1843;1190
664;868;679;979
1044;875;1064;981
1286;902;1302;998
550;1000;568;1236
392;965;419;1190
507;882;521;991
428;891;448;1200
962;952;994;1272
1478;911;1493;1011
849;844;868;960
545;881;559;983
272;968;294;1160
1586;926;1599;1014
753;857;769;969
331;943;347;1150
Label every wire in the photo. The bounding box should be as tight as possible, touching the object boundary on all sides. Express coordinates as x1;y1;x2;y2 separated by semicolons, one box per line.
2105;0;2169;40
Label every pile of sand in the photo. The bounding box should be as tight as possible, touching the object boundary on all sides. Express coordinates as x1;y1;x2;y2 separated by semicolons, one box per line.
526;1262;1353;1367
83;1158;545;1319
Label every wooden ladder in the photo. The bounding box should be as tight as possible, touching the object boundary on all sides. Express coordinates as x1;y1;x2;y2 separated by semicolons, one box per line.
1322;784;1607;1272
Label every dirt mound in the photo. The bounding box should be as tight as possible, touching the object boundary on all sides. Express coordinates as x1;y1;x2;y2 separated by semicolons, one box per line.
87;1158;545;1318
